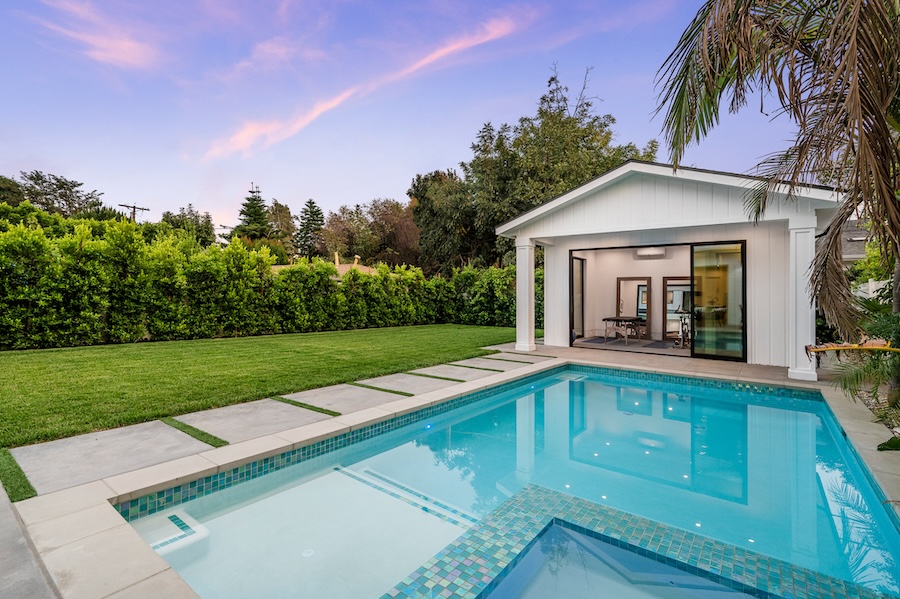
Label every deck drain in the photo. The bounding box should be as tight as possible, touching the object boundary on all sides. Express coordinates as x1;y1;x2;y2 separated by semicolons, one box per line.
301;549;315;558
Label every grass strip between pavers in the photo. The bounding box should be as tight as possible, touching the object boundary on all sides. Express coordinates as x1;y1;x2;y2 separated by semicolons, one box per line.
405;372;466;383
0;449;36;502
161;418;228;448
348;382;414;397
273;397;341;417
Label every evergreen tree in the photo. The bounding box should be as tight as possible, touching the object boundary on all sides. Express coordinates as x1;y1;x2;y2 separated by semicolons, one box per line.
231;184;270;241
294;199;325;258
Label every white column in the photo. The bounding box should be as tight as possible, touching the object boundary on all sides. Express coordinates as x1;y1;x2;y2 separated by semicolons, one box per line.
544;382;570;459
788;225;817;381
515;394;535;483
516;238;536;351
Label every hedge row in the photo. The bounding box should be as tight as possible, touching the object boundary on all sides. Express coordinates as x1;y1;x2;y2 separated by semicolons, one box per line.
0;221;543;350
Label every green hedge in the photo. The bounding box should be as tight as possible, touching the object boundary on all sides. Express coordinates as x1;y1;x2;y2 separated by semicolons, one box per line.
0;221;543;349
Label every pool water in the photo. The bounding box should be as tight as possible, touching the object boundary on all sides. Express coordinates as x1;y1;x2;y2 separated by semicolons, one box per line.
129;367;900;597
487;524;756;598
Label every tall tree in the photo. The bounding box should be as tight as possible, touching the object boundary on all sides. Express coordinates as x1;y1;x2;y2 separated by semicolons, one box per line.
267;199;296;256
321;204;378;261
656;1;900;339
409;170;476;273
367;198;420;266
294;199;325;259
0;176;25;207
411;72;657;272
161;204;216;247
231;184;271;241
18;171;103;217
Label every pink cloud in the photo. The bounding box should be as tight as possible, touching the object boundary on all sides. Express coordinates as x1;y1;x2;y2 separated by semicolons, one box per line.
225;36;325;81
35;0;160;69
379;15;521;86
206;13;525;159
205;87;360;159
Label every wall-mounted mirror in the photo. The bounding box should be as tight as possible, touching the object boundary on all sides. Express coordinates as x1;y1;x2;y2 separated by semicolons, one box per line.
663;276;692;342
616;277;650;337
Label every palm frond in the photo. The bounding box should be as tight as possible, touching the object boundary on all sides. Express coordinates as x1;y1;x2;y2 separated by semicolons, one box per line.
657;0;900;334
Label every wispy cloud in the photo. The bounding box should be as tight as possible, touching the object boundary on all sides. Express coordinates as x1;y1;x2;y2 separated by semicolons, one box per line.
377;15;519;86
223;36;324;81
34;0;160;69
206;14;525;159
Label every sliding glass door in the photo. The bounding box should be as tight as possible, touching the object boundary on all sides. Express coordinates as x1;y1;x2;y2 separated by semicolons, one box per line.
691;242;746;361
571;257;585;341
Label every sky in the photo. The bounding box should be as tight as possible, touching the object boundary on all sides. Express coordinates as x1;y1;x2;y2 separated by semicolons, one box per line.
1;0;797;229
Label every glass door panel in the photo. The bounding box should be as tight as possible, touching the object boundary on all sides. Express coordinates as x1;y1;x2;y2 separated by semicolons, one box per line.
691;243;745;360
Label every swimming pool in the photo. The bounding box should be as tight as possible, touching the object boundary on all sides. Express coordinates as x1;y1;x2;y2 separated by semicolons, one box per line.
120;365;900;598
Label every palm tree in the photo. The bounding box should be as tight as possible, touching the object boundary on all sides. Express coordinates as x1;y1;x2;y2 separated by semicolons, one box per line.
656;1;900;339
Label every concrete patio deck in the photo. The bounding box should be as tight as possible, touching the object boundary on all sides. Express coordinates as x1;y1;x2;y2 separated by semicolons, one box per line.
2;344;898;598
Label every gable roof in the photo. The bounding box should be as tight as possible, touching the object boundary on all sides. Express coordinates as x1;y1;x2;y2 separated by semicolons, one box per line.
496;160;840;238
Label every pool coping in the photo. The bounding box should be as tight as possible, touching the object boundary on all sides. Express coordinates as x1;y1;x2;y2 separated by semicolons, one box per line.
13;357;900;598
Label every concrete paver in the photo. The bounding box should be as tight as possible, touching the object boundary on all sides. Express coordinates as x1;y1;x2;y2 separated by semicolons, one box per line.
11;421;212;496
356;373;458;395
0;485;56;599
281;384;402;414
485;352;554;363
40;522;169;599
410;364;498;381
174;398;330;444
450;357;528;371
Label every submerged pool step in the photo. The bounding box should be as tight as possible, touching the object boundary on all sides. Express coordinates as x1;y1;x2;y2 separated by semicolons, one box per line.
334;467;477;529
142;511;210;556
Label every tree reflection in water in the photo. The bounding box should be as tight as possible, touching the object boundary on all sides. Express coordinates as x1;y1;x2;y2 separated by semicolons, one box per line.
826;476;899;595
414;401;527;516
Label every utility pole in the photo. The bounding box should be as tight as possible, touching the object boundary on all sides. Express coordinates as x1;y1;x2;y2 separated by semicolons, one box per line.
118;203;149;222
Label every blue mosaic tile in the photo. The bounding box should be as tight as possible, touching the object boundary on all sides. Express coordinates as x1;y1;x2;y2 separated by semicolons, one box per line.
384;485;888;599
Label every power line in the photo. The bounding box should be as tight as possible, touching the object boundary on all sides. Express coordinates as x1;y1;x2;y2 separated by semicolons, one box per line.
118;203;149;222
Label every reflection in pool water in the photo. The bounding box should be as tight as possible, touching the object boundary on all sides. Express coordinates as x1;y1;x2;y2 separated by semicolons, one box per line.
132;369;900;597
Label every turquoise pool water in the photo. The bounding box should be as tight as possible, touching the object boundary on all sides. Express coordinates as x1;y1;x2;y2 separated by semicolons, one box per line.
126;366;900;598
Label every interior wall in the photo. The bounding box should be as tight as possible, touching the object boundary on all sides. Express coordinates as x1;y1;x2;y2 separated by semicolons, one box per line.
575;246;690;340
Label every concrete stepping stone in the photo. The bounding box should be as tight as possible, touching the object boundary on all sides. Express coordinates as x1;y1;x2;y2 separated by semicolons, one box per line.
450;358;526;371
175;398;330;444
0;486;56;598
11;421;212;495
356;373;458;395
484;352;553;364
281;384;402;415
410;365;497;382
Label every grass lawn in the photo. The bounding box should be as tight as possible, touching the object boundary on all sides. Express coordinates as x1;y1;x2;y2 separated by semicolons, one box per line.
0;324;518;449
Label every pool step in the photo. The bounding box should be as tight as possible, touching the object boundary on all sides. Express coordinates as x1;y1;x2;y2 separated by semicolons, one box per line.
142;511;210;556
334;466;477;529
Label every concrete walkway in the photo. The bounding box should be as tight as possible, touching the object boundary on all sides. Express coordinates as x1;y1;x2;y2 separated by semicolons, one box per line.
3;344;896;598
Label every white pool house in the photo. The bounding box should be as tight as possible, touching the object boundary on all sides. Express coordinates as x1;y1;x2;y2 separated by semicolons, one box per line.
496;161;841;381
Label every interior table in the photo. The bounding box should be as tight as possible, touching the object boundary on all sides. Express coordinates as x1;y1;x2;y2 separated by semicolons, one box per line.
602;316;646;345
